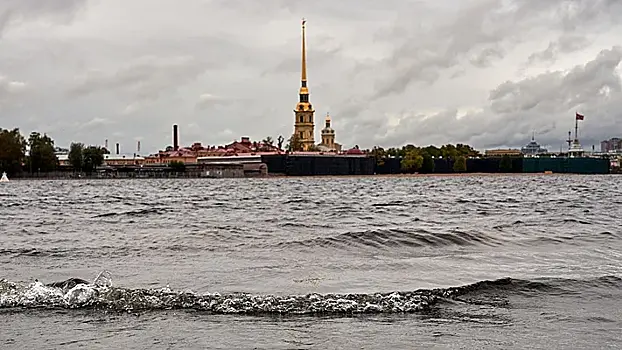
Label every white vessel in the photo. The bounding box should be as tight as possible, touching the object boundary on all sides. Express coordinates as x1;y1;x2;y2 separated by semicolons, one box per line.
0;172;8;182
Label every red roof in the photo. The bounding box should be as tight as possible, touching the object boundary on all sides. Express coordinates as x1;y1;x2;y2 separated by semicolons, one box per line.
345;148;364;155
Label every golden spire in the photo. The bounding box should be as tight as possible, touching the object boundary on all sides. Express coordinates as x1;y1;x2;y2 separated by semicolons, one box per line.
298;18;309;97
301;18;307;84
325;112;330;121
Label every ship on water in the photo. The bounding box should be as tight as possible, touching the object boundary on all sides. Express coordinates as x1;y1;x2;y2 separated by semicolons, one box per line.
522;112;610;174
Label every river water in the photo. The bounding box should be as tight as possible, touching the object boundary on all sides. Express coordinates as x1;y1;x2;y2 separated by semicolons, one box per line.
1;175;621;349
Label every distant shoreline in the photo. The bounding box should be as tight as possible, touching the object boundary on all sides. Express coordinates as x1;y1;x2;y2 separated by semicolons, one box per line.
265;172;616;180
4;172;616;181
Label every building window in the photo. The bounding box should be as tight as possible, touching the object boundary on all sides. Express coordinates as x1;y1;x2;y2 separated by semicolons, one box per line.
299;115;304;123
300;132;304;139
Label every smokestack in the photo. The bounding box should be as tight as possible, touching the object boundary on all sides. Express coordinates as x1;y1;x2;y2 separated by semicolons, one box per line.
105;139;108;150
173;124;179;151
116;143;120;155
137;140;141;153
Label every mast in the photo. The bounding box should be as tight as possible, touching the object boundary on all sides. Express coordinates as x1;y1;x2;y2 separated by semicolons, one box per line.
574;117;579;142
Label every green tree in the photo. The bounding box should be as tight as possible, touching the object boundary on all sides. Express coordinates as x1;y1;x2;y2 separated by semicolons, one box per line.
263;136;274;146
287;135;303;152
83;146;105;173
421;145;441;158
258;136;275;151
440;144;458;159
453;156;467;172
0;128;27;175
371;146;386;167
27;132;58;173
401;150;424;173
499;155;513;172
420;155;435;173
455;143;481;157
307;144;319;152
69;142;84;172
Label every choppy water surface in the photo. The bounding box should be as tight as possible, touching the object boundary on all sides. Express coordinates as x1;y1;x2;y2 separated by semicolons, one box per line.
1;175;621;349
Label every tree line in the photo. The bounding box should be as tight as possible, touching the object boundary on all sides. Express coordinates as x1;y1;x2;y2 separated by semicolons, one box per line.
368;144;481;173
1;126;506;176
0;127;108;176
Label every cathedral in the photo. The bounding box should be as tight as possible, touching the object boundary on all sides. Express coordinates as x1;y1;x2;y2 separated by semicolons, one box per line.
292;19;341;152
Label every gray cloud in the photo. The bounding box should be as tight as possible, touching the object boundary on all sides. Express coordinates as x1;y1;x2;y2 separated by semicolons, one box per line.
527;34;592;65
0;0;621;153
367;0;622;102
367;47;622;150
68;55;207;102
0;0;86;36
0;75;27;108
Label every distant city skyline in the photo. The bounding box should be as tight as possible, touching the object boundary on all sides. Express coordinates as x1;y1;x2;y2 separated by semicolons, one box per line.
1;0;621;154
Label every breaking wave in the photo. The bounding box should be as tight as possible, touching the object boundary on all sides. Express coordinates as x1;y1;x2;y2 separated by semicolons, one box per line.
2;272;619;315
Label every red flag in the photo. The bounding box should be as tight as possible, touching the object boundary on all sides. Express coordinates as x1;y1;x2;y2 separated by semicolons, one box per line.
576;112;584;120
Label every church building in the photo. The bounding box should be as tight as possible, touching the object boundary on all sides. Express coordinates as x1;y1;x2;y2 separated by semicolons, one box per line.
318;112;342;152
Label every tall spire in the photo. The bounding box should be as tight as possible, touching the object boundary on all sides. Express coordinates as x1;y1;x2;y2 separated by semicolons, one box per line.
301;18;307;86
298;18;310;103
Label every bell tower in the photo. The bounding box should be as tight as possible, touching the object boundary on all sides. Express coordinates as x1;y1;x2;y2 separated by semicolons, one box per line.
321;112;335;148
293;18;315;150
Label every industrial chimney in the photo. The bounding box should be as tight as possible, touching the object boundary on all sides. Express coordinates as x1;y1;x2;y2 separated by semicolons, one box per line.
105;139;109;150
115;143;120;155
137;140;141;153
173;124;179;151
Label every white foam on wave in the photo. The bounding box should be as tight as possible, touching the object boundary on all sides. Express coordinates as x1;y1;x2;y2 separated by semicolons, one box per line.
0;277;437;313
0;271;114;309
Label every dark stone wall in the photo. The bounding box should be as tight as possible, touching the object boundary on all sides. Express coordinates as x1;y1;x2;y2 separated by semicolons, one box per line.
261;154;375;176
261;155;287;173
374;157;607;174
522;157;610;174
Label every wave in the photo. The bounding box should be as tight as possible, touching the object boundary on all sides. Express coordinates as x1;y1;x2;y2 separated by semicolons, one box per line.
272;228;505;250
1;273;619;315
93;208;165;218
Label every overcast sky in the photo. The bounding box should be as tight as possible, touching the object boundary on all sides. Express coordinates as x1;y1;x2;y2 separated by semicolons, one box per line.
1;0;621;153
